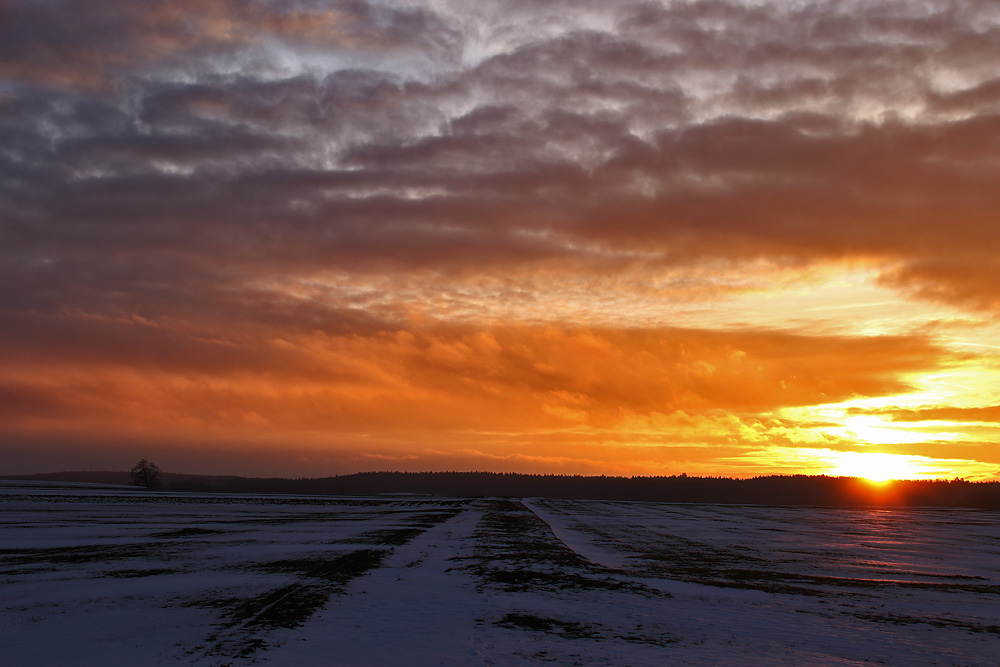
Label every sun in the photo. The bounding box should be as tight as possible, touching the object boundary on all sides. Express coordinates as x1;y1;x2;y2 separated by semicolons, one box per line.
830;452;919;482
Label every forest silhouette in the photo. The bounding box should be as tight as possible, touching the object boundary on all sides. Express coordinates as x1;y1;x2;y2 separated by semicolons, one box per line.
7;470;1000;508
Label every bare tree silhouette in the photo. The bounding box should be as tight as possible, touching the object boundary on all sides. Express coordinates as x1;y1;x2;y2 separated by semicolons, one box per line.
129;459;161;488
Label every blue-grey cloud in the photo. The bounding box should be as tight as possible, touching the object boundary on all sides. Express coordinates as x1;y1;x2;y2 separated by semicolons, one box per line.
2;0;1000;338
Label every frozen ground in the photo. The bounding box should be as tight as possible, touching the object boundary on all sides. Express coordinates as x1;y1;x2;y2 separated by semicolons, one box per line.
2;484;999;665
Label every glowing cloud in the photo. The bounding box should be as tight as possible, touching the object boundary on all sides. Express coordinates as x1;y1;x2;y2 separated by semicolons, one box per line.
1;0;999;477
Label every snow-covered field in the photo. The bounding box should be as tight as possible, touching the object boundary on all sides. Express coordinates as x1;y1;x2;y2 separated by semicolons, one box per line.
2;484;999;666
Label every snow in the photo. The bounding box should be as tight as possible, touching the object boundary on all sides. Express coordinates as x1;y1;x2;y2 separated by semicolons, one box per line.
527;499;1000;666
2;485;999;665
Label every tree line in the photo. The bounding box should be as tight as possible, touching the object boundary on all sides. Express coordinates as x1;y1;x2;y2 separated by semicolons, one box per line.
9;468;999;508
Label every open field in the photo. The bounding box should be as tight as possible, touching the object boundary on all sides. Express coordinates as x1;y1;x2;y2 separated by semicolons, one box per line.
2;484;999;665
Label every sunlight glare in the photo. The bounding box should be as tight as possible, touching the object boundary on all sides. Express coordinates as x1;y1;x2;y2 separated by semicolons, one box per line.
830;452;921;482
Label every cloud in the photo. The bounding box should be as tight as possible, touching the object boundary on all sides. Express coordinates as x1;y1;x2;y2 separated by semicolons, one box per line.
851;404;1000;424
2;0;999;474
879;258;1000;312
4;0;999;314
0;313;952;439
0;0;461;88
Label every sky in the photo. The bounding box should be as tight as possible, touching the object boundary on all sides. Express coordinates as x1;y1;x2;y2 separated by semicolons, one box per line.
2;0;1000;480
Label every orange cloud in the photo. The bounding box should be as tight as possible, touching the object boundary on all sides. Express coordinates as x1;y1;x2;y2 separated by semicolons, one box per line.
0;315;952;448
851;405;1000;424
879;259;1000;313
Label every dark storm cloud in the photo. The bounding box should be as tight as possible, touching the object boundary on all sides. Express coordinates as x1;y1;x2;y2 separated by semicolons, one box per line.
3;0;1000;336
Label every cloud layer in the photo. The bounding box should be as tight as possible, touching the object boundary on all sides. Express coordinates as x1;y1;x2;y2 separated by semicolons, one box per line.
2;0;999;475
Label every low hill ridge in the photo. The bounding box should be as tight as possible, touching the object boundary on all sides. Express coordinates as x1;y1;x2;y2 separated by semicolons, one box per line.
4;470;999;508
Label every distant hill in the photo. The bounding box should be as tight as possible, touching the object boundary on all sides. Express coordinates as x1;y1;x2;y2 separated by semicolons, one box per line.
4;470;999;508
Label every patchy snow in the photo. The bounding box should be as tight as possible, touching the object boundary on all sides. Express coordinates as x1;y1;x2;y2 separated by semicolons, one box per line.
527;499;1000;666
2;487;998;665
